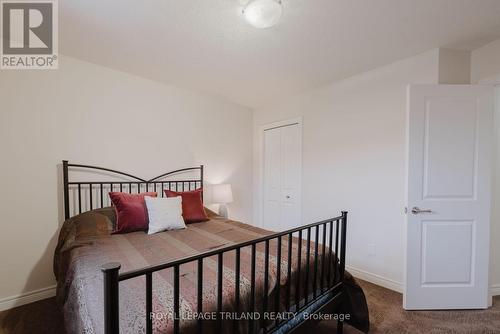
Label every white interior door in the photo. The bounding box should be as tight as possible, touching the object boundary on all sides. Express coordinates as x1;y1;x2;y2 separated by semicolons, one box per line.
405;84;494;310
263;122;301;231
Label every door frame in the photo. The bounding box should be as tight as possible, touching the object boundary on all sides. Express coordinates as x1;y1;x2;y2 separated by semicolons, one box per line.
259;117;303;229
479;77;500;302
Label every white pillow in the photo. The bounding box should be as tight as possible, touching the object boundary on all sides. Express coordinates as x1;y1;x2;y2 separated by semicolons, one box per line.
145;196;186;234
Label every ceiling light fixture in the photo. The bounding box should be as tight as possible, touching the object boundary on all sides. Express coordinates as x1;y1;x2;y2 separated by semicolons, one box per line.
242;0;282;29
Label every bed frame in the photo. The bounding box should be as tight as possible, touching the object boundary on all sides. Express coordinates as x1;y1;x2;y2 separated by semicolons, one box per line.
62;160;348;334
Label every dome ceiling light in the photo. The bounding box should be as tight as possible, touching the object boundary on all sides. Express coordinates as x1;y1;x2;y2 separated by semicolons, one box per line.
242;0;283;29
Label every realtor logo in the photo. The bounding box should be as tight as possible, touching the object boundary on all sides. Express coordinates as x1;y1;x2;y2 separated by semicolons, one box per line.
1;0;58;69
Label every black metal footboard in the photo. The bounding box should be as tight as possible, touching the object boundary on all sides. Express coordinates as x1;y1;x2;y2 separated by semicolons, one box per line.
101;212;348;334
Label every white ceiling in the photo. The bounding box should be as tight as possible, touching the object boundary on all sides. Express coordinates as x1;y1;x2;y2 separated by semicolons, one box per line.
60;0;500;108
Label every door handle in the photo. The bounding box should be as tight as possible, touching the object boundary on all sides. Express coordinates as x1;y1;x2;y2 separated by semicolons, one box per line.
411;207;432;214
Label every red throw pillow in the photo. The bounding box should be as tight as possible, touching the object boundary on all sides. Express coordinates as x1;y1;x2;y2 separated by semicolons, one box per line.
164;188;208;223
109;192;157;234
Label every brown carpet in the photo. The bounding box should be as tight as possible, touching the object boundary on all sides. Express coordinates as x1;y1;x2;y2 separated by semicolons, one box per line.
0;279;499;334
316;279;500;334
0;297;64;334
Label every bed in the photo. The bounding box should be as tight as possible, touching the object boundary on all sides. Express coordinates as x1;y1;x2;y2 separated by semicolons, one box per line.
55;161;369;334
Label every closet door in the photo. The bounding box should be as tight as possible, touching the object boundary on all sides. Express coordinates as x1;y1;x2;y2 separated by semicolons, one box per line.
263;122;301;231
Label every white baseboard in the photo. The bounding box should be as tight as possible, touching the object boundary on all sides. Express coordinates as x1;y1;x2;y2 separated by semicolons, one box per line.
0;285;56;312
491;284;500;297
346;265;404;293
347;265;500;298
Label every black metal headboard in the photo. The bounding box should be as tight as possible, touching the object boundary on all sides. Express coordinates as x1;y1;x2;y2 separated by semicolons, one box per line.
62;160;204;220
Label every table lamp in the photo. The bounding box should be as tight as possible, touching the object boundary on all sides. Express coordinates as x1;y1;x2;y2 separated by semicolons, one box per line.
212;184;233;219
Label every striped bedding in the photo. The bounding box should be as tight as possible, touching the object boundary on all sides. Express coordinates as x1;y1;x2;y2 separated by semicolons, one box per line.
54;207;369;333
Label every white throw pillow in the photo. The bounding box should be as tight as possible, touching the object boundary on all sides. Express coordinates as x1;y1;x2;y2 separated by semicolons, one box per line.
145;196;186;234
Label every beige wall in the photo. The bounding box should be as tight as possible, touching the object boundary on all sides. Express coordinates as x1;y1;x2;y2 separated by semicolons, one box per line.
0;56;253;307
438;48;471;84
253;50;440;291
471;38;500;83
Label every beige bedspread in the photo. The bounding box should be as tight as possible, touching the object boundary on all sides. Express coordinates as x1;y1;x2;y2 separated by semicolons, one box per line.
54;207;368;333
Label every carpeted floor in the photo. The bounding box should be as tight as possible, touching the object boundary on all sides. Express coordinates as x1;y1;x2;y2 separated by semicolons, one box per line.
316;280;500;334
0;279;499;334
0;297;64;334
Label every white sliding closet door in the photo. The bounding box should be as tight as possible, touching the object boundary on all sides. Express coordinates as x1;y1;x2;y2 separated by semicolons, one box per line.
263;122;301;231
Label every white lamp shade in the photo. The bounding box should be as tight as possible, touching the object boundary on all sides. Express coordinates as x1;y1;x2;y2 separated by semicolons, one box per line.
212;184;233;204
